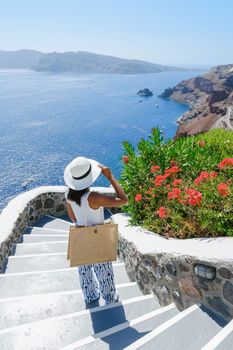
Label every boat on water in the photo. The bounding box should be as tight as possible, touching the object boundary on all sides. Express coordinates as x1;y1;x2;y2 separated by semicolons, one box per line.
155;97;160;108
21;178;35;188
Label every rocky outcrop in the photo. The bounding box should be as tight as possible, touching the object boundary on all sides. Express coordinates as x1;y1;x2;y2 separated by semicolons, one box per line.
137;88;153;97
160;64;233;137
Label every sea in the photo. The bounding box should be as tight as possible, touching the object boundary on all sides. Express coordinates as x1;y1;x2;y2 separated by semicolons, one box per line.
0;69;203;210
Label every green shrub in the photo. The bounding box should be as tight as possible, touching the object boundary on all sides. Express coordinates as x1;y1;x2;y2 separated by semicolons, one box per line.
120;128;233;238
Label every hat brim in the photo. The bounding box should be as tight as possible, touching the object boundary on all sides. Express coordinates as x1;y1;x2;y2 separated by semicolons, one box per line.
64;158;101;190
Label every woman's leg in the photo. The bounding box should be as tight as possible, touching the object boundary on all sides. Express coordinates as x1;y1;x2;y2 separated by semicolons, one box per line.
78;264;100;303
93;262;118;303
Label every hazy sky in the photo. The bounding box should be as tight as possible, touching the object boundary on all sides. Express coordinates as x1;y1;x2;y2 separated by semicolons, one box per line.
0;0;232;67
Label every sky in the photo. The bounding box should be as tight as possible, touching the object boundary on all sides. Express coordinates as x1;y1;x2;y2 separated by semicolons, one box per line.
0;0;233;67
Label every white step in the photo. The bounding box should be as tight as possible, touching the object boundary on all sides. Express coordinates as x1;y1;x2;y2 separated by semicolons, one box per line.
201;318;233;350
0;264;130;298
124;305;226;350
20;234;69;243
0;283;142;330
0;295;160;350
34;215;71;230
59;304;179;350
5;252;70;273
5;253;121;274
26;227;69;235
13;241;68;255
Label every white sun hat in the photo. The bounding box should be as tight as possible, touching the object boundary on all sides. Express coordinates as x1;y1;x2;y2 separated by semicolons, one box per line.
64;157;101;190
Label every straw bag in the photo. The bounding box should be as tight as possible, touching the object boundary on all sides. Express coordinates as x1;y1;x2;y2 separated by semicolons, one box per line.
67;206;118;267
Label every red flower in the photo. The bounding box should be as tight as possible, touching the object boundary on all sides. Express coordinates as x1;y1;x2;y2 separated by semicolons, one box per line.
198;140;206;147
185;188;202;206
167;188;182;200
200;171;209;179
165;166;180;175
154;174;169;186
156;206;167;218
194;178;200;186
194;171;212;186
173;179;182;186
135;193;142;202
122;155;129;164
150;165;160;173
218;158;233;169
209;171;218;178
217;183;230;197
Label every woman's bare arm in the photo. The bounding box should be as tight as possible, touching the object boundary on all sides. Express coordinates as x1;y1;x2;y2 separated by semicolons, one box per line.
67;202;76;223
89;164;128;208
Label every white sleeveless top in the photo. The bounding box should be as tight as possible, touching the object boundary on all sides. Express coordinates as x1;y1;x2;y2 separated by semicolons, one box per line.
67;190;104;227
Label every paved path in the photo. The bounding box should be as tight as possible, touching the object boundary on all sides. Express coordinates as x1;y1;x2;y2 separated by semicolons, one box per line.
213;104;233;130
225;105;233;130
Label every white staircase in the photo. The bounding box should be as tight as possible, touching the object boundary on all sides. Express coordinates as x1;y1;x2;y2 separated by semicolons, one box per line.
0;215;230;349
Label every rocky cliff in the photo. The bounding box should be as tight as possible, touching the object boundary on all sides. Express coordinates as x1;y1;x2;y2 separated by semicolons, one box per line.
160;65;233;138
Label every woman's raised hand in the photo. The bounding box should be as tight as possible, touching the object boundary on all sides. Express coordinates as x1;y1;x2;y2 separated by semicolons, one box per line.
98;164;112;180
96;163;128;207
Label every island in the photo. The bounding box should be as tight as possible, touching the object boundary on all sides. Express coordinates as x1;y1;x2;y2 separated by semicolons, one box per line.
0;49;185;74
137;88;153;97
159;64;233;137
0;49;43;69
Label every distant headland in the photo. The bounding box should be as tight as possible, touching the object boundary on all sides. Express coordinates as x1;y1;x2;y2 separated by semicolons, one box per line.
0;49;186;74
159;64;233;137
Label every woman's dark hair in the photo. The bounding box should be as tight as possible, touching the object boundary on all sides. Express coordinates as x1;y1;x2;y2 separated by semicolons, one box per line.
67;187;89;206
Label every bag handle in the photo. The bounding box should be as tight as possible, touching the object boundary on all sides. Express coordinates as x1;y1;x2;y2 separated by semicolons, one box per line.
84;192;89;227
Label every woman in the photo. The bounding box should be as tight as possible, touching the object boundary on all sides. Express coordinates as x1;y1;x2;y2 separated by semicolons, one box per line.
64;156;128;304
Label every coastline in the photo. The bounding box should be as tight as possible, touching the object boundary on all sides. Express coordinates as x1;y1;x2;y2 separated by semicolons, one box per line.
159;64;233;137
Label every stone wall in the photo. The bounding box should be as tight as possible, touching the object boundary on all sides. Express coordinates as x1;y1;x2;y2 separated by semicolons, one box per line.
114;213;233;322
0;186;66;272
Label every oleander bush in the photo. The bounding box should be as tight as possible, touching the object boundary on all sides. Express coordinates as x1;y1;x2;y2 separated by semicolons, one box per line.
120;128;233;238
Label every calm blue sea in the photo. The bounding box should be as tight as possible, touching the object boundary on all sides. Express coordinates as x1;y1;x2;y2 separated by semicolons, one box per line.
0;69;203;210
